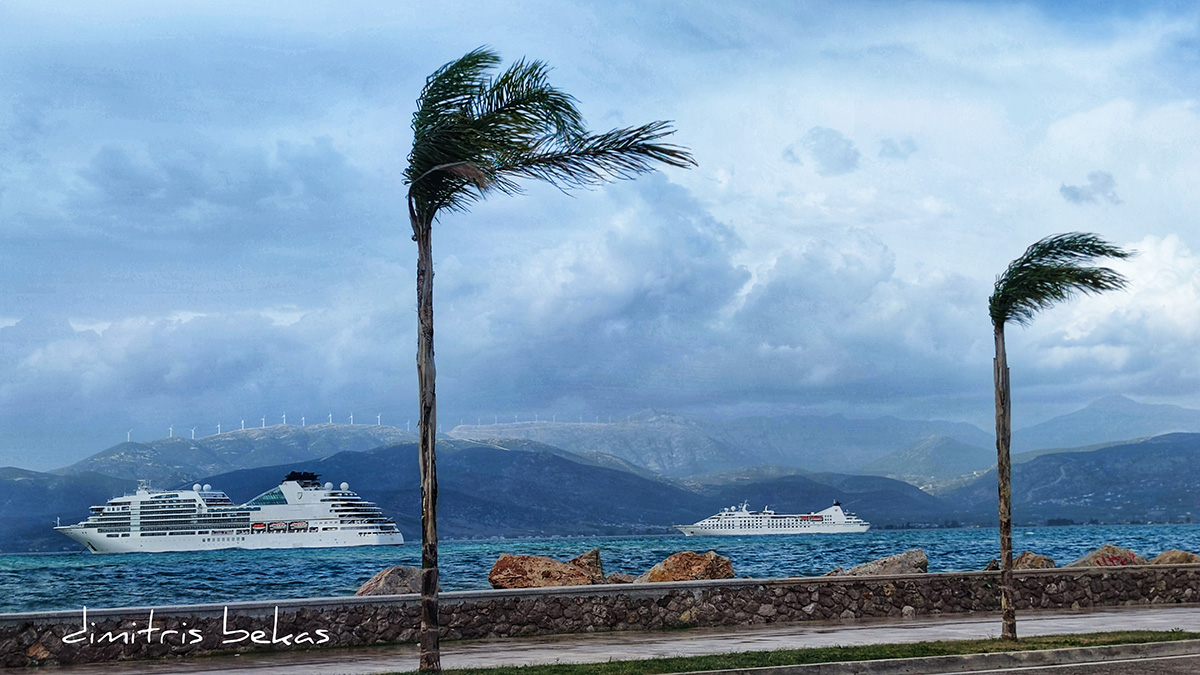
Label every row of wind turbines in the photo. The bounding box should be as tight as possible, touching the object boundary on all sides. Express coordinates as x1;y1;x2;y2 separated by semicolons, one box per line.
126;413;396;443
124;413;640;443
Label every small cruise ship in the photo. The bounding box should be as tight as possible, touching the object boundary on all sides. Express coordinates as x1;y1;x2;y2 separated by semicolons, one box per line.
55;471;404;553
675;501;870;536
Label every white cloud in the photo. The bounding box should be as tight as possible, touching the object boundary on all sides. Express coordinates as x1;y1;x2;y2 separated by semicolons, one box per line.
3;1;1200;464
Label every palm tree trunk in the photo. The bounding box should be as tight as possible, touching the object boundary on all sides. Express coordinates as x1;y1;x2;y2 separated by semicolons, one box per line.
412;203;441;672
993;323;1016;640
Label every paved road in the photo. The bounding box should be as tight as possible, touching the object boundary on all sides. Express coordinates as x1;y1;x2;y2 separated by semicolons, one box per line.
44;604;1200;674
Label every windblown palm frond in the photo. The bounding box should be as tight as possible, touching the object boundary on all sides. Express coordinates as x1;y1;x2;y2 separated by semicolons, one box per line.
405;47;695;222
989;233;1133;328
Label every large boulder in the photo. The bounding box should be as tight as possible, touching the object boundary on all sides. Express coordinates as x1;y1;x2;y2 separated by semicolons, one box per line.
1066;544;1149;568
984;552;1056;571
355;565;430;596
1151;549;1200;565
568;548;607;584
635;551;735;583
843;549;928;576
488;552;599;589
606;573;637;584
1014;551;1056;569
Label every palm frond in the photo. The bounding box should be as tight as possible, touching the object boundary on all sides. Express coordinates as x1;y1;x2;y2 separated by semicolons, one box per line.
989;232;1133;327
405;47;695;223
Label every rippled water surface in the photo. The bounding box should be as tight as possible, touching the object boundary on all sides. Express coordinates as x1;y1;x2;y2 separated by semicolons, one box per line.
3;524;1199;613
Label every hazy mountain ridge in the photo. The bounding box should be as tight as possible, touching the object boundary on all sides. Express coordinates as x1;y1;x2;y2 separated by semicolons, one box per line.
448;411;753;477
56;424;417;484
862;435;995;484
711;414;994;473
450;410;994;476
1012;395;1200;452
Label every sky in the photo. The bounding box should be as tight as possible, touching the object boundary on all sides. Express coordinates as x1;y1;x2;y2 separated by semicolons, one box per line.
3;0;1200;469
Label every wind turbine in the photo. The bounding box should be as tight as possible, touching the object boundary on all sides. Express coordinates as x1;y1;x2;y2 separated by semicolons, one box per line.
168;425;173;438
191;427;196;440
328;413;332;424
301;416;305;427
377;414;381;426
127;430;132;443
349;413;354;425
282;414;287;425
406;419;410;432
261;416;265;428
217;423;222;434
241;419;245;430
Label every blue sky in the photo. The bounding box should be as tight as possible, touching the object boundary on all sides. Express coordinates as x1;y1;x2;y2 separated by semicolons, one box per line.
3;1;1200;468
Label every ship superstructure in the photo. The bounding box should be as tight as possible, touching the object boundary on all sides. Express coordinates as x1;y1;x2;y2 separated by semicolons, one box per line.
55;471;404;553
675;501;870;536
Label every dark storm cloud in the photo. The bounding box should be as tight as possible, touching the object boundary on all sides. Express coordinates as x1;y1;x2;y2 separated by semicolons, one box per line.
1060;171;1122;205
802;127;861;176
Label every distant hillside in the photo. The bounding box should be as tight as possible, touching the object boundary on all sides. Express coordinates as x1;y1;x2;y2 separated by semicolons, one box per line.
0;468;136;551
195;443;957;539
1013;396;1200;452
55;423;416;484
947;433;1200;524
862;435;995;484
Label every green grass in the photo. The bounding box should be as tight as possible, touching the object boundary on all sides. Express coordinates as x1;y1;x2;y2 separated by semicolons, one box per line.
400;630;1200;675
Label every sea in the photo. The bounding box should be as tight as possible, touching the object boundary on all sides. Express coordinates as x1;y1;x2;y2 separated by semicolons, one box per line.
4;524;1199;614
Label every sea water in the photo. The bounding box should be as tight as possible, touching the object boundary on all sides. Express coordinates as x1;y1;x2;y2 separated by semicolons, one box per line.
3;524;1199;614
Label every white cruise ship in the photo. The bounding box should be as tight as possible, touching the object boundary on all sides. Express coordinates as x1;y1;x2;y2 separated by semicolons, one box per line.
675;501;870;536
55;471;404;553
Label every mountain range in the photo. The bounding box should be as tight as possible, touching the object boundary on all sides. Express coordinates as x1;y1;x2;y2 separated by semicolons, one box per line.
8;395;1200;552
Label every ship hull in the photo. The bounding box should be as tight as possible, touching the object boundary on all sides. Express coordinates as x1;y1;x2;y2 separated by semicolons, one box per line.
56;526;404;554
675;523;870;536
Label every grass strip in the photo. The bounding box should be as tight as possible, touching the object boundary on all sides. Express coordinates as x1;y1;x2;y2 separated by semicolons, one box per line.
409;629;1200;675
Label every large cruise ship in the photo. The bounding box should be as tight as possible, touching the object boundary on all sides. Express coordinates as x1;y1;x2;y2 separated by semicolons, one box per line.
55;472;404;553
675;501;870;536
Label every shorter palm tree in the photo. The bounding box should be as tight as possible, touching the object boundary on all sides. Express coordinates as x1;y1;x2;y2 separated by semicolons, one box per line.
989;232;1132;640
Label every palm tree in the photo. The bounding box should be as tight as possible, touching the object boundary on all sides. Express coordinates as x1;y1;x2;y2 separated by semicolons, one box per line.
404;47;694;672
989;232;1131;639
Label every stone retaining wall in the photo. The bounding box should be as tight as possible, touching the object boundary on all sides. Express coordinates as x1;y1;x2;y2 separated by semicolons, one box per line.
4;564;1200;667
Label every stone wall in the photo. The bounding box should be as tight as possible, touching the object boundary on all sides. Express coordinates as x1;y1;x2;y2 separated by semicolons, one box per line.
4;564;1200;667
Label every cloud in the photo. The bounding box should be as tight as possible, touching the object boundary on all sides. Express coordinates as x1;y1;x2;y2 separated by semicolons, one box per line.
1059;170;1122;205
801;127;861;176
879;137;917;160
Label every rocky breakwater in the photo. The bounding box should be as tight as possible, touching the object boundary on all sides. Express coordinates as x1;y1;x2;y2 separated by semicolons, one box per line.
487;549;734;589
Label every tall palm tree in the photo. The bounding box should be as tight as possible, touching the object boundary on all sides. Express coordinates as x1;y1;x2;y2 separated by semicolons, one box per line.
989;232;1131;640
404;47;694;672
